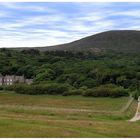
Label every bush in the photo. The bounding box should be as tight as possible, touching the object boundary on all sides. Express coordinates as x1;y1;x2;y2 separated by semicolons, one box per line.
83;84;129;98
63;89;84;96
109;87;128;97
131;90;140;99
4;83;129;98
11;83;70;95
4;85;18;91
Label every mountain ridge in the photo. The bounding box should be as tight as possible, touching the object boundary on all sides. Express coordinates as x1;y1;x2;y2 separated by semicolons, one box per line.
37;30;140;52
9;30;140;52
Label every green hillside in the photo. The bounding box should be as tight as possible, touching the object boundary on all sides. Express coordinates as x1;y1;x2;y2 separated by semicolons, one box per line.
0;30;140;137
1;30;140;98
10;30;140;53
38;30;140;52
0;48;140;98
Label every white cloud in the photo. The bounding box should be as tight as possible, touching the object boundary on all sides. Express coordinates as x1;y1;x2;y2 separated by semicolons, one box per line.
0;2;140;48
0;2;58;13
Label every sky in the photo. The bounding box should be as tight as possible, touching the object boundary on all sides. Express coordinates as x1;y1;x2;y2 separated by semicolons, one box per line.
0;2;140;48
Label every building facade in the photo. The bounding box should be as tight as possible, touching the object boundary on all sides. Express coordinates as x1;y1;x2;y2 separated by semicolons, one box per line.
0;74;33;85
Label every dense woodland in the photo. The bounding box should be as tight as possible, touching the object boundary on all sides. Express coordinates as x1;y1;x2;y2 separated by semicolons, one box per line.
0;48;140;98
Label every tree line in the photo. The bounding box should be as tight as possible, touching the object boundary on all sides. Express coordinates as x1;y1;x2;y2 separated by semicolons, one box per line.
0;48;140;98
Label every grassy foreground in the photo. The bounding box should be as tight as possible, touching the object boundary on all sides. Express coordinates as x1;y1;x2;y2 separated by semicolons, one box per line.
0;91;139;138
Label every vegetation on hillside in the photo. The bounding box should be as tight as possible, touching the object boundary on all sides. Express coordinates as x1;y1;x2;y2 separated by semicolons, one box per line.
37;30;140;52
0;48;140;97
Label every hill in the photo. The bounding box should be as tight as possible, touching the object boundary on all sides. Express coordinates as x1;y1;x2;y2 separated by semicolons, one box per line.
37;30;140;52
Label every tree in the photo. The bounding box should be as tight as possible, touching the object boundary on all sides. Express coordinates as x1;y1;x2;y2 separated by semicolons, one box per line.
34;69;55;81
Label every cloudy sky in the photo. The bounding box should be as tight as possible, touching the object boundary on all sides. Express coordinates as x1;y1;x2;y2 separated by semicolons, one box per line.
0;2;140;48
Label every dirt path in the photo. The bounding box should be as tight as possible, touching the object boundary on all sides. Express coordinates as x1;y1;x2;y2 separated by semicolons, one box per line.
130;98;140;122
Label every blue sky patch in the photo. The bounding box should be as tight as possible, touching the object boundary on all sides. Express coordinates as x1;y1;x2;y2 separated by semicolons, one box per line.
0;2;140;47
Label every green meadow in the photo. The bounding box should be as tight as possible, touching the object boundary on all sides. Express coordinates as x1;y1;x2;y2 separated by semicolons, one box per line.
0;91;139;138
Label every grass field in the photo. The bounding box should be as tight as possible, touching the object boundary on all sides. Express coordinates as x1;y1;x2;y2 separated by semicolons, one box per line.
0;91;139;138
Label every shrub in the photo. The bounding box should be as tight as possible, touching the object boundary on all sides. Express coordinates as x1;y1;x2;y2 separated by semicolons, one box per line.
83;88;109;97
131;90;140;100
79;78;97;88
12;83;70;95
83;84;129;98
4;85;18;91
109;87;128;97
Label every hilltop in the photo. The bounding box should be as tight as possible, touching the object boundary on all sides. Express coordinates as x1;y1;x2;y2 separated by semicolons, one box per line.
37;30;140;52
9;30;140;53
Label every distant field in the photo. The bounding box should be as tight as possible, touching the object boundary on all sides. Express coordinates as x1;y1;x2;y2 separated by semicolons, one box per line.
0;91;130;110
0;91;139;138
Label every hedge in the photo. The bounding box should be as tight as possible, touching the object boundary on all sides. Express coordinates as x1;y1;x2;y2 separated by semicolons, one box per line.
5;83;70;95
4;83;129;98
131;90;140;99
83;84;129;97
